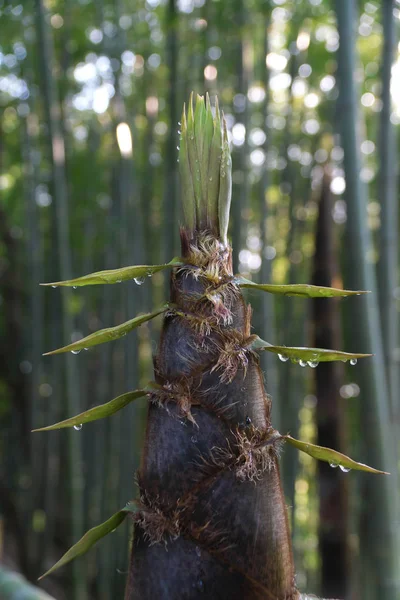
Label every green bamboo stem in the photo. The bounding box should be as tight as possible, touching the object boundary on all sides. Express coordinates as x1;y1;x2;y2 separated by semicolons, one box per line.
335;2;400;597
34;2;86;597
377;0;399;425
257;9;279;430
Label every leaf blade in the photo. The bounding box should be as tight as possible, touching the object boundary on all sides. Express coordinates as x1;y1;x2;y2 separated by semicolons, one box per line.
284;435;389;475
44;307;166;356
38;503;138;580
250;338;372;363
237;277;369;298
41;258;182;288
32;389;149;431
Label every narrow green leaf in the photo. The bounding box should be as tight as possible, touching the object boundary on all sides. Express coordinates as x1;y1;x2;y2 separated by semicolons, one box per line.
32;389;149;431
179;105;196;231
202;93;214;223
38;503;138;580
237;276;369;298
41;258;182;288
284;435;389;475
44;307;166;356
207;95;222;230
187;92;203;224
250;338;372;364
218;115;232;246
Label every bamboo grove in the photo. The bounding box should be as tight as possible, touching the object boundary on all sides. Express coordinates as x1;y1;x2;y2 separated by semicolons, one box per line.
0;1;399;599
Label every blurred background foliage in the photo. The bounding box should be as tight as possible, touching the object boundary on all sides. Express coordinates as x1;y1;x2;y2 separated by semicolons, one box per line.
0;0;399;598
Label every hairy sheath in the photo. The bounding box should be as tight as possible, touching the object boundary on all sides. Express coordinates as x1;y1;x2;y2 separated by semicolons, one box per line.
126;233;298;600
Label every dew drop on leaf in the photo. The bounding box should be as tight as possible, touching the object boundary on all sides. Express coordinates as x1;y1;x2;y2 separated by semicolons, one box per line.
299;359;307;367
329;462;339;468
51;285;58;289
339;465;351;473
245;416;252;425
350;358;357;366
278;354;289;362
73;286;77;290
73;424;83;431
71;350;81;355
308;360;319;368
134;276;145;285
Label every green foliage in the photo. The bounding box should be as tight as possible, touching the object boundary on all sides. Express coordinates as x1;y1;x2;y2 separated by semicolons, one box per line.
33;390;150;431
39;503;139;580
284;435;389;475
238;277;370;298
179;93;231;243
41;258;182;287
43;308;167;355
251;338;372;364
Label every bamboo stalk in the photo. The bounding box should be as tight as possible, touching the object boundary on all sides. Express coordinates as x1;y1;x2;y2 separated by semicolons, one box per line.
335;2;400;597
34;2;86;597
377;0;399;425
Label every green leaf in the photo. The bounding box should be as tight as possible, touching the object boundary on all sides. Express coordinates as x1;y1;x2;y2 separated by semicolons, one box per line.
179;105;196;231
32;389;149;431
41;258;182;288
38;502;138;580
284;435;389;475
250;338;372;364
237;277;369;298
187;92;203;224
218;115;232;246
44;307;166;356
207;95;222;228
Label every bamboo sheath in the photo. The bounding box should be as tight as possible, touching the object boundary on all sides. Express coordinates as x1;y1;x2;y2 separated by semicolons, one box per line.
126;234;298;600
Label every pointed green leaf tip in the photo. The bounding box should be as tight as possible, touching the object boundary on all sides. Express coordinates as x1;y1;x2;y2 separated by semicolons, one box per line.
237;276;370;299
250;338;372;364
41;258;182;287
43;307;166;355
38;502;138;580
32;389;149;431
284;436;389;475
179;93;231;245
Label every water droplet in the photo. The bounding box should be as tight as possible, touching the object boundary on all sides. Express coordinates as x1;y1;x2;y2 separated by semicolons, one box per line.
73;286;77;290
178;121;181;126
191;435;198;443
134;276;145;285
195;546;201;558
245;416;252;425
176;146;180;151
209;177;213;182
84;347;89;351
74;424;83;431
71;349;81;355
116;280;122;283
329;462;339;468
147;271;153;278
350;358;357;366
190;134;194;140
308;360;319;368
278;354;289;362
339;465;351;473
51;285;58;289
299;359;307;367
